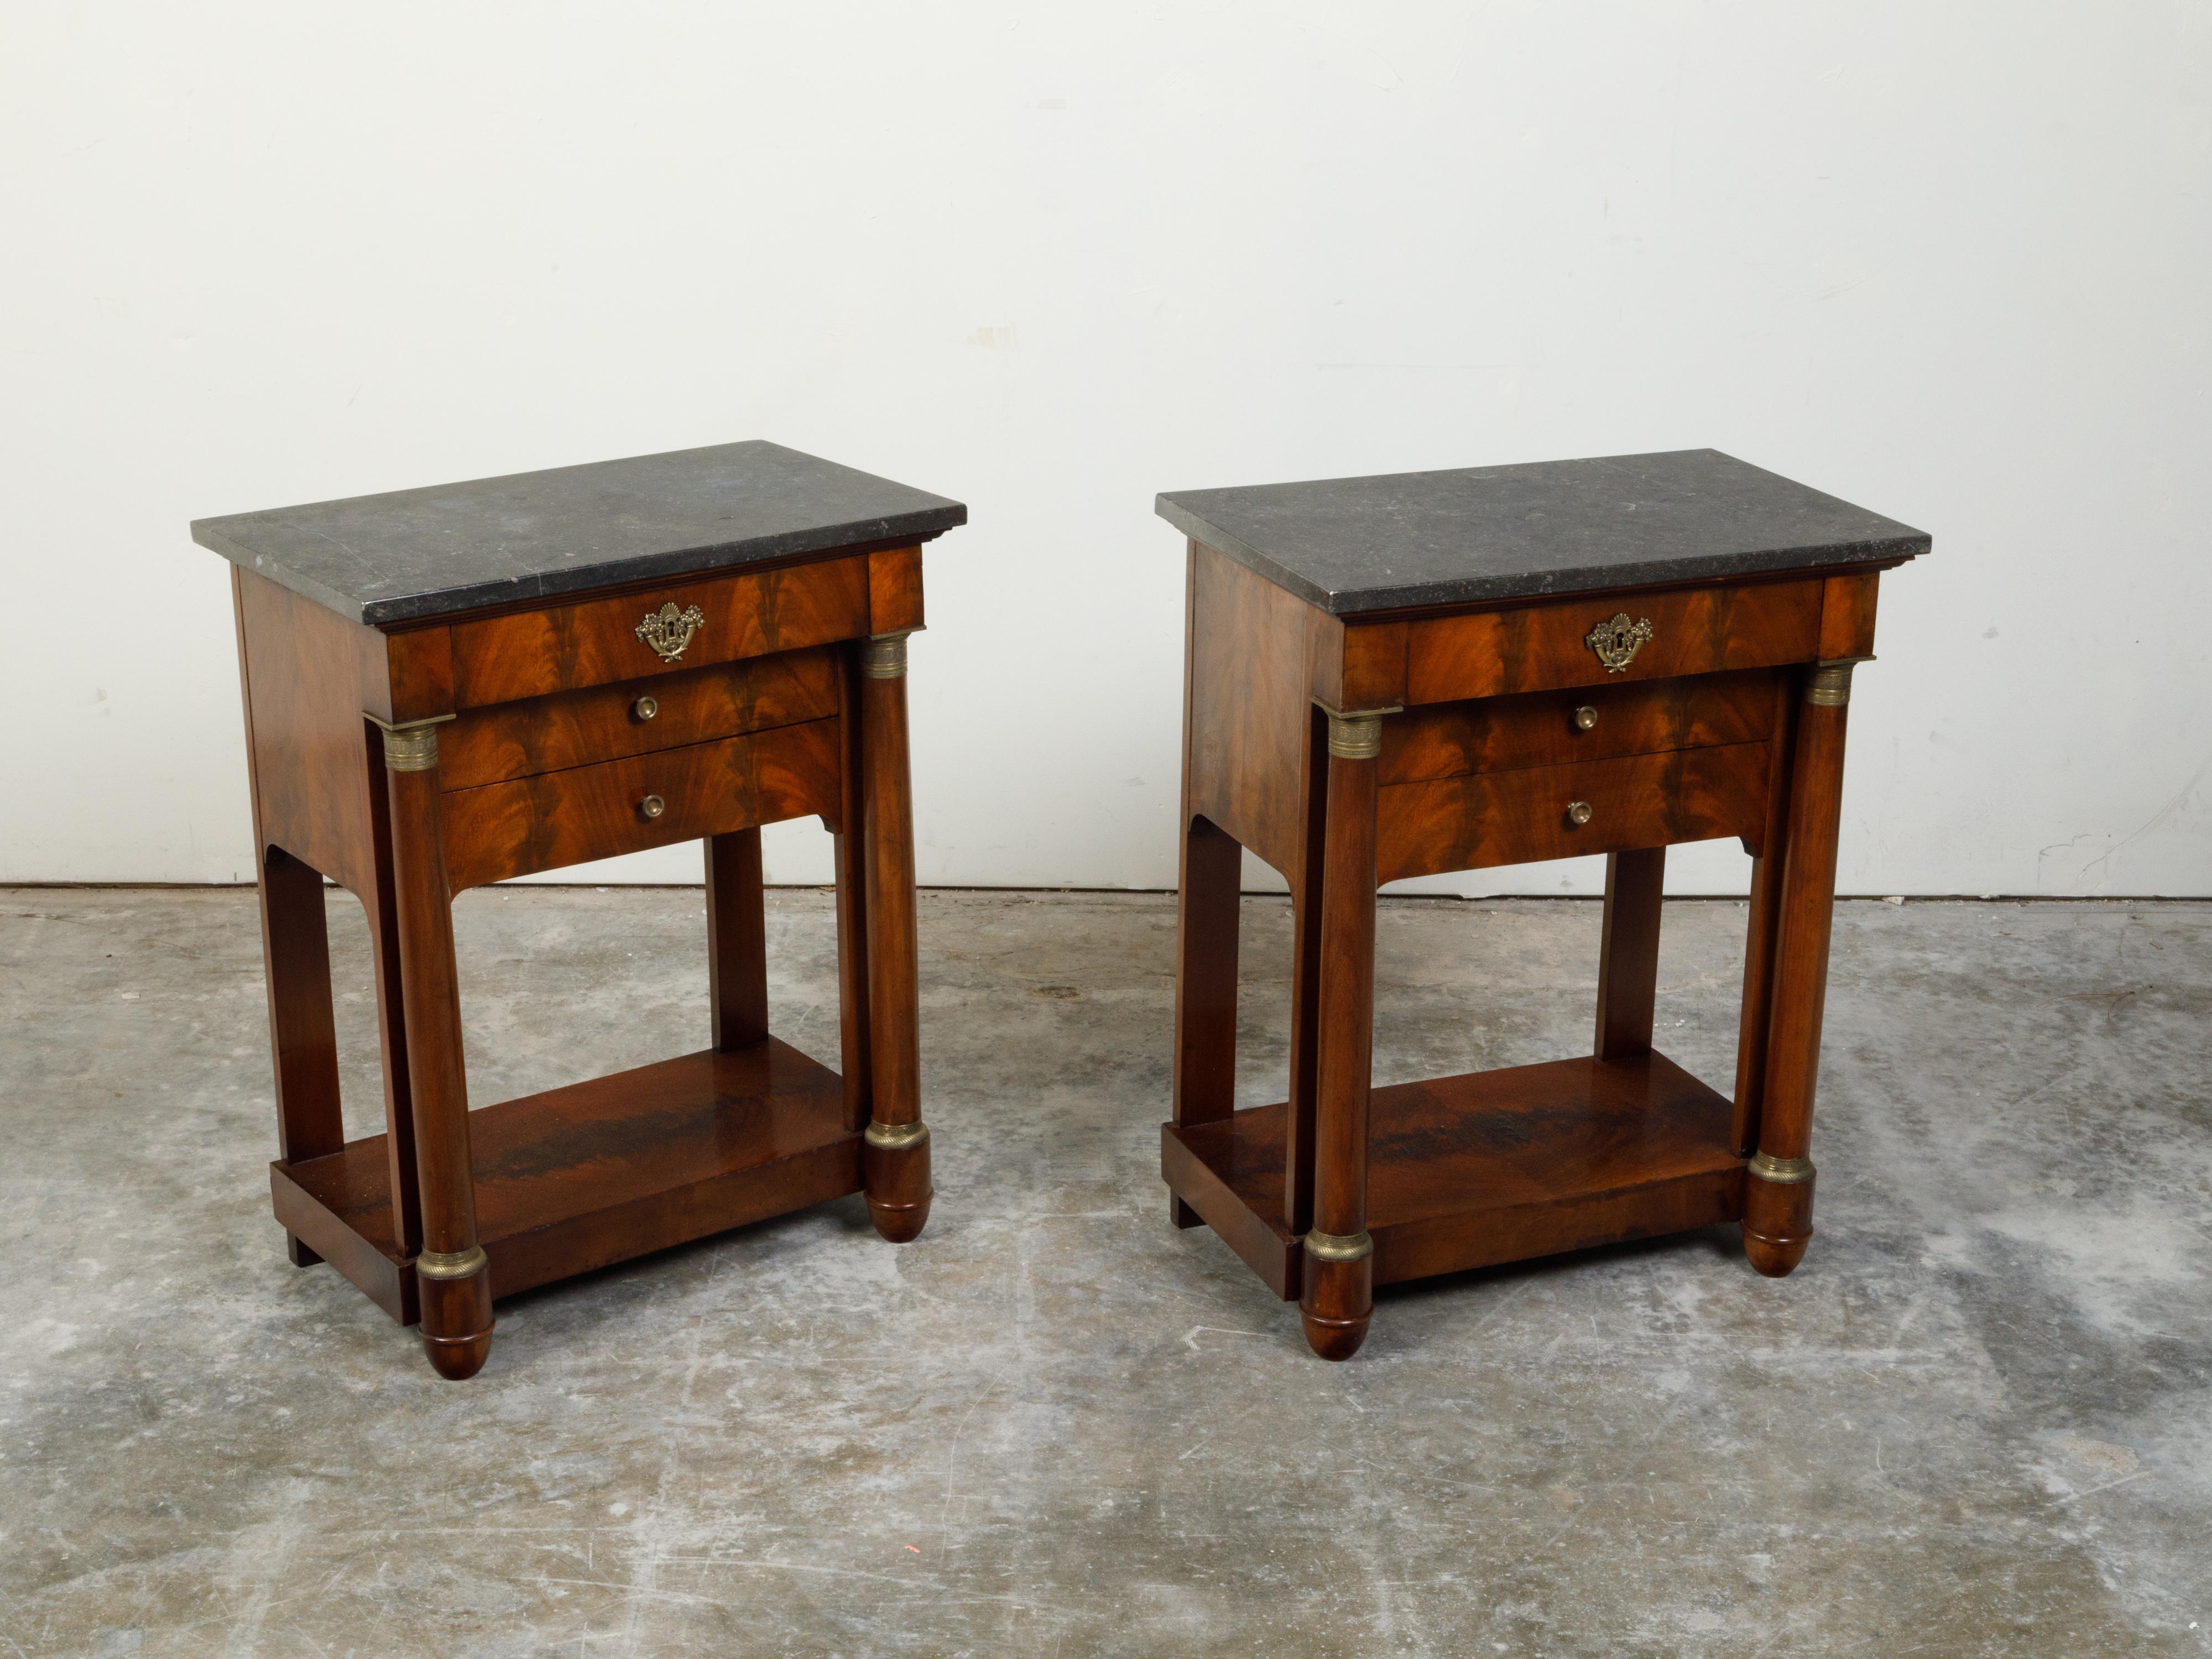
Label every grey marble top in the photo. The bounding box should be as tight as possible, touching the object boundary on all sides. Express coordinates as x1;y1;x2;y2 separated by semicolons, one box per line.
1156;450;1928;615
193;441;967;626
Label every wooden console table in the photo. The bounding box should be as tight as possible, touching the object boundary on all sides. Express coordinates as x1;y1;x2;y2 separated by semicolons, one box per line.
195;442;964;1378
1156;450;1928;1359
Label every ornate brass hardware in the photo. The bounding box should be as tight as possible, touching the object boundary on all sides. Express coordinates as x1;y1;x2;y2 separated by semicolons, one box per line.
639;794;666;820
382;726;441;773
414;1244;487;1281
862;632;910;680
1572;705;1598;732
632;695;659;722
1304;1229;1374;1264
1318;702;1400;760
635;601;706;662
1584;613;1653;674
1327;712;1383;760
1804;659;1863;707
1749;1151;1815;1184
1567;800;1593;826
865;1119;930;1151
369;712;456;774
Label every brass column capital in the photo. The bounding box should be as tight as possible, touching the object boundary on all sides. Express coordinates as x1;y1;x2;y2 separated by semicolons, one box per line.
1804;657;1872;708
369;713;455;773
863;632;914;680
1321;704;1400;760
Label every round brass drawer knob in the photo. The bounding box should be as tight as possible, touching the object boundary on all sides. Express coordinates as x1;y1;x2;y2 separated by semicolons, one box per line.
1572;705;1598;732
1567;800;1594;827
633;695;659;722
640;794;666;820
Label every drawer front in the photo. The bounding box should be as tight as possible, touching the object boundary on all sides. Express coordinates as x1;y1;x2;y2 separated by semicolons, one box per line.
449;556;870;707
1381;670;1778;786
1404;578;1821;705
1376;742;1771;884
440;646;841;791
441;717;843;893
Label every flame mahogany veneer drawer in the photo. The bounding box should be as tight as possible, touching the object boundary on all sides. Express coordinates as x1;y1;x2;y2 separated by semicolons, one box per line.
447;555;873;707
1381;669;1780;786
439;646;841;791
1375;742;1772;885
1401;578;1823;705
440;718;844;894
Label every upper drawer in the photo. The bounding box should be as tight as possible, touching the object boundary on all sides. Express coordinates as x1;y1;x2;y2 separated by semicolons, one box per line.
439;646;841;791
1381;669;1778;786
1404;578;1822;705
449;555;870;707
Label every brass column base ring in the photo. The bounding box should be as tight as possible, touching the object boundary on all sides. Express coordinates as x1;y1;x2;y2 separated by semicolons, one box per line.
864;1119;929;1151
1747;1151;1814;1185
414;1244;488;1280
1304;1228;1374;1264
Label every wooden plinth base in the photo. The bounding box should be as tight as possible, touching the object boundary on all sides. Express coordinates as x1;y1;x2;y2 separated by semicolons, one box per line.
1162;1051;1746;1300
272;1039;861;1324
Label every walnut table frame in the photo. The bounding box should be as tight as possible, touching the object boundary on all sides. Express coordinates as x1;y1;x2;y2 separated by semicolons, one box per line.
1155;450;1929;1359
195;442;964;1378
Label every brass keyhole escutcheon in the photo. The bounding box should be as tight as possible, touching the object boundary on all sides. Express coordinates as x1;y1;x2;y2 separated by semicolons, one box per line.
633;695;659;722
1567;800;1594;827
1584;613;1653;674
640;794;666;820
635;601;706;662
1572;705;1598;732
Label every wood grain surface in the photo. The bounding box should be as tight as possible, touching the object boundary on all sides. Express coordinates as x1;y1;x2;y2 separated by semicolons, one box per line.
1405;577;1822;704
1381;669;1776;785
448;555;870;706
275;1042;862;1305
439;647;838;790
1375;741;1771;883
440;717;843;892
1164;1051;1745;1294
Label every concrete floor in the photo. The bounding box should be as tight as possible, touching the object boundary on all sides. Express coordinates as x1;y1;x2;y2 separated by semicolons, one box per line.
2;886;2208;1657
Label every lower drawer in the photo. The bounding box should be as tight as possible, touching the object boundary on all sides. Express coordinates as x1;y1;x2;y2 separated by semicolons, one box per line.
1376;742;1771;884
440;646;841;790
441;717;844;893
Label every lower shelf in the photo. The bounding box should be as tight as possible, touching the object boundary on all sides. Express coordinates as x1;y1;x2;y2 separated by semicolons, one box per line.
273;1039;861;1323
1161;1050;1746;1299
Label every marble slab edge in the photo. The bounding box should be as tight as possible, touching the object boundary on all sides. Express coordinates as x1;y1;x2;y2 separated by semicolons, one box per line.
1153;495;1929;618
192;505;968;629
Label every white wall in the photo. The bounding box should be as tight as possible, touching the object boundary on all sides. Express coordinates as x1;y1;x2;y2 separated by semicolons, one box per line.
3;2;2206;896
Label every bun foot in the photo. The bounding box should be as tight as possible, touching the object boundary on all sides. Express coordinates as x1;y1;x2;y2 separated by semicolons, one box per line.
1300;1310;1370;1361
416;1259;494;1379
868;1194;932;1244
1298;1239;1373;1361
1743;1225;1812;1277
1743;1156;1815;1278
422;1327;493;1380
863;1122;932;1244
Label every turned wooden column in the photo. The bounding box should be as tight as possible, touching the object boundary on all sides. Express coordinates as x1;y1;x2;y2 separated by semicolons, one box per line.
1594;847;1666;1060
858;632;932;1243
377;716;495;1379
252;846;344;1266
1300;706;1387;1361
1743;658;1860;1276
1170;815;1242;1227
705;828;770;1052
